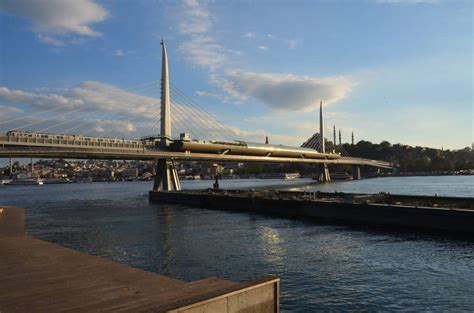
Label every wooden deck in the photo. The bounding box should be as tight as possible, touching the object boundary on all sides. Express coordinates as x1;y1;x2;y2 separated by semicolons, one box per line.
0;206;279;312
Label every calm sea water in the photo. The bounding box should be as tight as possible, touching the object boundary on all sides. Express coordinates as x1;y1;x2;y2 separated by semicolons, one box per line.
1;176;473;312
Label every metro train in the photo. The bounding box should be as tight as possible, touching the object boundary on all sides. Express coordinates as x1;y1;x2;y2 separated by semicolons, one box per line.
5;130;143;146
169;134;341;159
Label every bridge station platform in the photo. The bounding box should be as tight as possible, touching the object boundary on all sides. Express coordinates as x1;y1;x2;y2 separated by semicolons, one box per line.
0;206;280;313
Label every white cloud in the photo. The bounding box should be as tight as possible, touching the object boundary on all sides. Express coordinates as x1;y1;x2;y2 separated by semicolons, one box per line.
287;38;302;50
69;81;159;119
178;0;213;34
37;34;65;46
219;70;353;111
113;49;125;57
172;1;227;71
179;35;226;70
0;83;159;136
0;105;23;115
170;0;353;118
90;119;137;134
1;0;108;45
0;86;84;111
196;89;231;103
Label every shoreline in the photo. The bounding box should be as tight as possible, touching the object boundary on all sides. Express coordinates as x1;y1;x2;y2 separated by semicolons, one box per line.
2;173;472;186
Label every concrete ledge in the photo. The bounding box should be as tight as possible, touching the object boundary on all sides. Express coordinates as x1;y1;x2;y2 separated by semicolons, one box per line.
156;276;280;313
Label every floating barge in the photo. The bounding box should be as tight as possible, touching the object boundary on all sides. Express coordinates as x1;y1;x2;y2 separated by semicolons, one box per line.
150;189;474;236
0;206;280;312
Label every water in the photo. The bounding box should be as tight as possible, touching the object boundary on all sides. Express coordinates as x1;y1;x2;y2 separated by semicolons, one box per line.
1;176;473;311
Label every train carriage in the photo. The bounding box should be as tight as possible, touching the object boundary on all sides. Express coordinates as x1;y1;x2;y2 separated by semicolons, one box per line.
5;131;144;149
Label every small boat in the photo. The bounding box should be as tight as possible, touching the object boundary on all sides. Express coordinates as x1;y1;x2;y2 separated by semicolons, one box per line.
7;178;44;185
313;172;353;181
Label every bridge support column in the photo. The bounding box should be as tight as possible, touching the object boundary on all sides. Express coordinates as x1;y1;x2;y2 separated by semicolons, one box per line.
153;159;181;191
152;40;181;191
352;166;361;180
318;164;331;182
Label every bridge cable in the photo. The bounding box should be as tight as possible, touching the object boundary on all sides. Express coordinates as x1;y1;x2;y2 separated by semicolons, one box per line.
81;110;162;138
1;83;161;136
36;111;96;133
169;84;240;141
168;89;225;140
171;101;210;140
4;80;161;134
144;89;211;140
169;85;240;141
62;84;163;137
169;89;235;141
62;110;161;137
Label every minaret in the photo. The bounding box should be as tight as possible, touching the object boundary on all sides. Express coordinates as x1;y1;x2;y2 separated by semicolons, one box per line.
265;135;269;144
333;125;336;146
338;129;342;145
160;40;171;148
319;101;325;153
351;131;354;145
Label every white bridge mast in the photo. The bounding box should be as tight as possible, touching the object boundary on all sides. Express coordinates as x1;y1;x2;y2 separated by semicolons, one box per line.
153;40;181;191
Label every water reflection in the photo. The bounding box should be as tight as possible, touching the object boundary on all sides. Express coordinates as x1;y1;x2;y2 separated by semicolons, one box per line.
156;206;177;274
259;226;285;264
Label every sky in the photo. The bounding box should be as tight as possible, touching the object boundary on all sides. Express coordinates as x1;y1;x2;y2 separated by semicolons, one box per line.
0;0;472;149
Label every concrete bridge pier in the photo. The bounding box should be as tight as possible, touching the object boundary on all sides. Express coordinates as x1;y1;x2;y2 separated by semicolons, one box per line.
153;159;181;191
318;164;331;182
352;166;361;180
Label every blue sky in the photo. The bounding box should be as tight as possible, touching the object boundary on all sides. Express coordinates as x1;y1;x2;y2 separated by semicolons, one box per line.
0;0;472;149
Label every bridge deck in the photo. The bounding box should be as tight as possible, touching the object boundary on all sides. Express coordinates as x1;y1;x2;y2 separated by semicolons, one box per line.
0;138;394;168
0;206;279;313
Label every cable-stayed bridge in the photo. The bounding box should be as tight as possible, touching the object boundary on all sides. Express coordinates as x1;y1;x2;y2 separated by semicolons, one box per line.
0;41;394;190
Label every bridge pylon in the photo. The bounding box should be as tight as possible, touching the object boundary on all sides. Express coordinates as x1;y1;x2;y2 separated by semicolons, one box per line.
318;101;330;182
153;40;181;191
318;164;331;182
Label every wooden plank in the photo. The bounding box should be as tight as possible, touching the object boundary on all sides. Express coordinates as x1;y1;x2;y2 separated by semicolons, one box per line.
0;207;280;312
